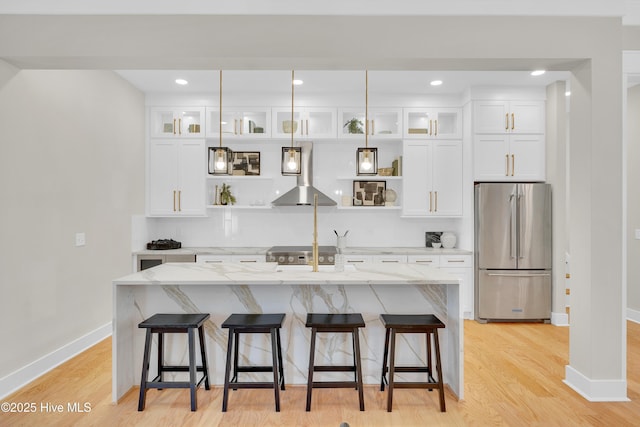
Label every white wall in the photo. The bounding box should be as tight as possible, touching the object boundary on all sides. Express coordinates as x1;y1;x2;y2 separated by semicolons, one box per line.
628;84;640;316
0;67;145;395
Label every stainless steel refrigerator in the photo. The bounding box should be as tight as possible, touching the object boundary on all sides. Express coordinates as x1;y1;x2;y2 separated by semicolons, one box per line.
474;183;552;322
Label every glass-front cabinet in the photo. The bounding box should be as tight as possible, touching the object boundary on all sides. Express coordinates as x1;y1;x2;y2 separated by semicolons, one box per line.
150;107;205;138
403;107;462;139
271;107;336;139
338;108;402;139
205;107;271;139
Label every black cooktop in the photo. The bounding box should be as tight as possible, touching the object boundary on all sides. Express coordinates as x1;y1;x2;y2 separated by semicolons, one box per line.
147;239;182;250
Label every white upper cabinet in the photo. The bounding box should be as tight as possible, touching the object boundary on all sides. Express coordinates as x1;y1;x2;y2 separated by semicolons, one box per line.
271;107;336;139
150;107;205;138
205;107;271;139
402;140;463;217
473;134;545;181
473;100;544;134
473;98;545;181
403;108;462;139
147;139;206;216
338;108;402;139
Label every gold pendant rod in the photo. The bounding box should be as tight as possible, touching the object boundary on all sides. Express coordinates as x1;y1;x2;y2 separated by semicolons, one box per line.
291;69;294;149
365;70;368;149
219;70;222;148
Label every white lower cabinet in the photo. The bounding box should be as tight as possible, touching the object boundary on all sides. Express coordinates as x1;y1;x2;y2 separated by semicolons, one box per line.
196;254;265;263
343;254;372;265
370;255;407;263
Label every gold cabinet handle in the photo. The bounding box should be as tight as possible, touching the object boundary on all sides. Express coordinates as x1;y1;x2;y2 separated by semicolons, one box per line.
505;113;509;130
435;191;438;212
434;119;438;136
429;191;433;212
240;119;243;135
511;113;515;130
178;118;182;135
300;120;303;135
173;190;177;211
306;119;309;135
173;118;177;135
429;119;433;136
505;154;509;176
371;120;375;135
233;119;237;135
178;190;182;211
511;154;515;176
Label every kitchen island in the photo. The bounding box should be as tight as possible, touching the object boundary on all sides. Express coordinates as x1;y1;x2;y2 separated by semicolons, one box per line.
112;262;462;403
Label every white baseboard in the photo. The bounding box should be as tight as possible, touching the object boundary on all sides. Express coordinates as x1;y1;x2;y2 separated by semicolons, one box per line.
551;311;569;326
0;322;112;400
563;365;629;402
627;307;640;324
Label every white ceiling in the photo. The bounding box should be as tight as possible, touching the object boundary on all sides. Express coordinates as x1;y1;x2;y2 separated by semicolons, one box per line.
115;69;570;95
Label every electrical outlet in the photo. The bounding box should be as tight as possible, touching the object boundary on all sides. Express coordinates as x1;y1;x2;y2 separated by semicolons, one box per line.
75;232;86;247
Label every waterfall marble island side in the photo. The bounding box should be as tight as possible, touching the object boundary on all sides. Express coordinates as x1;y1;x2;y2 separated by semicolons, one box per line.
112;262;462;403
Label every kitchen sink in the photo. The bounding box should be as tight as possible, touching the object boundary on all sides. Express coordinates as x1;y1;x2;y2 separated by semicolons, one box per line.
275;264;356;272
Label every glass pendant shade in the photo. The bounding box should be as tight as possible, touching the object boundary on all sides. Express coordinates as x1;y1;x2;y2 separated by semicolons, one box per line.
208;147;231;175
281;146;302;175
356;147;378;175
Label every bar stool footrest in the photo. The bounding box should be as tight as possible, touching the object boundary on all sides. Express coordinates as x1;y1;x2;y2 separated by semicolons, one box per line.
312;381;359;388
229;382;279;389
313;365;356;372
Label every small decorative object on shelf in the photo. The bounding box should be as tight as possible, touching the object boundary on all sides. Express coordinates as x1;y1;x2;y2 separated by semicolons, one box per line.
441;232;456;249
344;117;364;134
220;183;236;205
353;180;386;206
384;189;397;206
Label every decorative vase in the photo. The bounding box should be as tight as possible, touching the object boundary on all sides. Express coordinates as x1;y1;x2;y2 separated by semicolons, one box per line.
441;232;456;249
384;189;397;206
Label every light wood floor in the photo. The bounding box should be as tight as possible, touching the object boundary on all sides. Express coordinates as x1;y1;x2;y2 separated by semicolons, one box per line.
3;320;639;426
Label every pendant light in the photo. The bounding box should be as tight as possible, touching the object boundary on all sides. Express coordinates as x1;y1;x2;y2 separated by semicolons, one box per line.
281;70;302;175
209;70;231;175
356;70;378;175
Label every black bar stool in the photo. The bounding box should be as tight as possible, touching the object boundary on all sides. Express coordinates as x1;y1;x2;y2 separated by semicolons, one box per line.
137;313;210;411
380;313;446;412
305;313;366;411
221;313;286;412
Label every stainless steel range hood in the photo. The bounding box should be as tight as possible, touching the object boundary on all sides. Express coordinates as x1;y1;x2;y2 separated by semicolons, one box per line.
272;141;337;206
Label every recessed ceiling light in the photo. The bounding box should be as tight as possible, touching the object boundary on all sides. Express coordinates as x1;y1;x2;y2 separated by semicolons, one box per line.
530;70;546;77
293;79;304;86
175;78;188;85
430;80;443;86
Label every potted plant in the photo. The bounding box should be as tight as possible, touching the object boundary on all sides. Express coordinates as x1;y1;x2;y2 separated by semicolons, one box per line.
219;183;236;205
344;118;364;134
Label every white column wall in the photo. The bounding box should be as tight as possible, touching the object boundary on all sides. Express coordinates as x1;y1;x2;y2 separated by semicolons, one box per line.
0;67;145;397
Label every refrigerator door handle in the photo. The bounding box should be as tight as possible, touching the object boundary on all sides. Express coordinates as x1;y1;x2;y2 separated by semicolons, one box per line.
509;193;517;259
517;190;524;259
486;273;551;277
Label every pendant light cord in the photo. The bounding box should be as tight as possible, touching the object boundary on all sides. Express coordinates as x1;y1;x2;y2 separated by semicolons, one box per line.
291;69;294;149
365;69;368;149
219;70;223;148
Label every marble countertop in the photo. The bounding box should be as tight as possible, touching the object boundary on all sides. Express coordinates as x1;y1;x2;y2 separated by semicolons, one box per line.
113;261;460;286
133;246;472;256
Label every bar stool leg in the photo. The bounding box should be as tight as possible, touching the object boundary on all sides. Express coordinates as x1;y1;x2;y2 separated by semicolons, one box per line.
222;327;235;412
353;327;365;411
387;328;397;412
157;332;164;387
433;330;446;412
276;328;285;390
232;330;240;384
138;328;152;411
198;325;210;390
270;328;281;412
305;328;317;411
188;328;197;411
351;330;358;389
380;327;390;391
